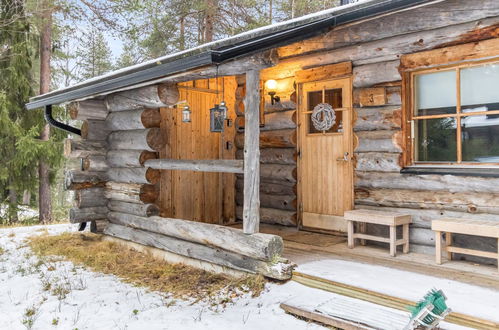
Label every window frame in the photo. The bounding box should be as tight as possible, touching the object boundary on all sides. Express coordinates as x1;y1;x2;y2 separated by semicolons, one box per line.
406;58;499;166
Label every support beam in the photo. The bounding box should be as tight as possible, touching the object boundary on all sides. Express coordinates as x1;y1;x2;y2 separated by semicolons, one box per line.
145;159;243;174
243;69;261;234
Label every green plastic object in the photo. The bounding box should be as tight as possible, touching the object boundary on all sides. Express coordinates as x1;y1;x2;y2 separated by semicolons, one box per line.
409;289;449;325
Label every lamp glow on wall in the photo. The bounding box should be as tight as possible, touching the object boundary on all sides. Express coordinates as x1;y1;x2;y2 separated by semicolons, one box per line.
265;79;280;105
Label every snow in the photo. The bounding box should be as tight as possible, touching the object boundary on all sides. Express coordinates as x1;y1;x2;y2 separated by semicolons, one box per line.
297;259;499;323
0;224;324;330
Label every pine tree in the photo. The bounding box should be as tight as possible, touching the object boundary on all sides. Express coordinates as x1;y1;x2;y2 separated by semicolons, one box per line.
115;37;143;69
76;27;113;80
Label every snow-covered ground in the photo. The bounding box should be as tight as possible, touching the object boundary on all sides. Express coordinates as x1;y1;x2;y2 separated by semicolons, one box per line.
0;224;324;330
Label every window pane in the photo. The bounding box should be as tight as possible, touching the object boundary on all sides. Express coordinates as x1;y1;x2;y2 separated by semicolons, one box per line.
415;70;457;116
461;114;499;162
416;118;457;162
325;88;342;108
461;63;499;112
307;110;343;134
308;91;322;110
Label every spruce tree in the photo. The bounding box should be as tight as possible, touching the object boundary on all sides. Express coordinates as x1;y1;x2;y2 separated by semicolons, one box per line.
77;27;113;80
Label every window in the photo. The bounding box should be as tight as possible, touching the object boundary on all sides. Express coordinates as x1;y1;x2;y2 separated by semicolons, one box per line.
411;61;499;164
305;88;344;134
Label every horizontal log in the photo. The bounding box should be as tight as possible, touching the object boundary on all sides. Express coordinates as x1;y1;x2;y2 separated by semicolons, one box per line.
386;86;401;106
90;220;109;233
82;155;108;172
64;170;107;190
107;150;158;168
68;100;108;120
236;178;296;196
355;171;499;194
75;188;107;208
261;164;297;183
276;0;499;58
236;206;297;226
145;159;244;174
81;120;109;141
108;128;166;152
270;16;499;80
106;108;161;131
357;205;499;229
107;167;160;185
354;152;401;172
261;110;296;131
236;148;296;165
108;200;159;217
64;139;107;158
105;182;159;204
69;206;108;223
354;106;402;131
236;191;296;211
355;188;499;215
104;224;292;280
353;87;387;107
106;212;283;261
105;84;179;112
353;61;401;88
235;129;297;149
355;130;402;153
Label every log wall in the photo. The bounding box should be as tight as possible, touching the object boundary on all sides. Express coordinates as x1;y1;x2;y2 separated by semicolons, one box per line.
261;0;499;260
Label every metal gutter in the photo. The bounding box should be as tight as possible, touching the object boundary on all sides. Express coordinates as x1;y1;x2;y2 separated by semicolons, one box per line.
44;105;81;136
26;0;435;110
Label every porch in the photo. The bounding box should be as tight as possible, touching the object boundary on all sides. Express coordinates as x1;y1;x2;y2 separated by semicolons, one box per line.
245;224;499;329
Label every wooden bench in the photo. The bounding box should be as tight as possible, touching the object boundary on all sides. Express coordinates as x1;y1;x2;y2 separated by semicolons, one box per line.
432;218;499;271
344;209;412;257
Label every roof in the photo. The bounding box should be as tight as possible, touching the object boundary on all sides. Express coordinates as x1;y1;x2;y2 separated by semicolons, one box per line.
26;0;436;110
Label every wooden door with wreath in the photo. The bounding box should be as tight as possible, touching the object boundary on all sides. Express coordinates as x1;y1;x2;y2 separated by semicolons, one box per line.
298;77;353;232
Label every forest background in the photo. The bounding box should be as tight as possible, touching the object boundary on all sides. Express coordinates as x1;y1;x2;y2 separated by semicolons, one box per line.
0;0;344;224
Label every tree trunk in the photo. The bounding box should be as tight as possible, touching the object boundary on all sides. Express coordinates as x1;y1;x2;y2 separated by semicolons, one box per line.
8;182;18;223
38;2;52;224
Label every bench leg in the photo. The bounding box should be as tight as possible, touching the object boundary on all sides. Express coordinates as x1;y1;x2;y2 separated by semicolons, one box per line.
435;231;442;264
347;220;354;249
445;232;452;260
359;222;367;246
389;225;396;257
403;224;409;253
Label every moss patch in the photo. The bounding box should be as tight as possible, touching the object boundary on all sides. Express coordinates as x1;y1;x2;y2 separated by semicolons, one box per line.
28;232;265;300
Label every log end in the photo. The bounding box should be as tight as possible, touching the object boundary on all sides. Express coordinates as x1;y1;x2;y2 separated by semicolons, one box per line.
140;184;159;203
80;121;89;139
146;128;167;151
139;151;159;166
158;83;180;106
145;168;161;185
141;108;162;128
145;204;160;217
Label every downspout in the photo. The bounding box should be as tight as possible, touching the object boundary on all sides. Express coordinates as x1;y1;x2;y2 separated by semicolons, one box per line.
44;104;81;136
45;104;85;230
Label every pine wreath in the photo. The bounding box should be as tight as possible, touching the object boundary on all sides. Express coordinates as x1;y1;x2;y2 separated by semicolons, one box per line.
311;103;336;131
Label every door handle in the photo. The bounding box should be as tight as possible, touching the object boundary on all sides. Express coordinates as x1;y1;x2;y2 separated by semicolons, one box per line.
336;152;350;162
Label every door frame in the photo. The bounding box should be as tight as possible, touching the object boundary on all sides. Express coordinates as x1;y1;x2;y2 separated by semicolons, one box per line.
296;75;354;232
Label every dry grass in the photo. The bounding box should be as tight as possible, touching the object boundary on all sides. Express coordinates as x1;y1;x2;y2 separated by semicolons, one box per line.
28;232;266;300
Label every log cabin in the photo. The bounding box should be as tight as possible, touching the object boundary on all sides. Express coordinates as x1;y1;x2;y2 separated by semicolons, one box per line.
27;0;499;279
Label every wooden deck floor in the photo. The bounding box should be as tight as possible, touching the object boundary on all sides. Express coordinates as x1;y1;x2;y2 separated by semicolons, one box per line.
254;224;499;290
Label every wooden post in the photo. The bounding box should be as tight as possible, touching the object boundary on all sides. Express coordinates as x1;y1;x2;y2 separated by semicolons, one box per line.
403;223;410;254
445;232;452;260
243;69;260;234
347;220;354;248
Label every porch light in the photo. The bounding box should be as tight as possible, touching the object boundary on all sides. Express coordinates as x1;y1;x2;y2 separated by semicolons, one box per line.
210;102;226;132
265;79;280;105
182;104;191;123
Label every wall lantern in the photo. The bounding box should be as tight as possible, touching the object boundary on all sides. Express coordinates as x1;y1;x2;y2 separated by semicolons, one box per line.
182;104;191;123
210;101;227;132
265;79;280;105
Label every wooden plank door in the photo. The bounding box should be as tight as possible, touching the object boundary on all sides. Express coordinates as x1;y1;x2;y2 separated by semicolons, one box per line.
159;78;236;224
298;77;353;232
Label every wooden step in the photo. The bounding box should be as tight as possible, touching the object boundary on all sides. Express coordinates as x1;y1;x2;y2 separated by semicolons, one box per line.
292;271;499;330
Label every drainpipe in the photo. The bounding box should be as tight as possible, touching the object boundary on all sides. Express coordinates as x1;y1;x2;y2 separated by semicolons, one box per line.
44;104;81;136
